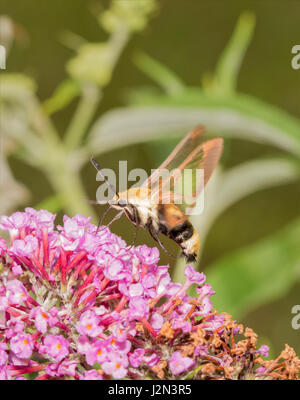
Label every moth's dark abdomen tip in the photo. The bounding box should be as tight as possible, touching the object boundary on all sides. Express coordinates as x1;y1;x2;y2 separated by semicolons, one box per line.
185;253;197;262
179;251;196;262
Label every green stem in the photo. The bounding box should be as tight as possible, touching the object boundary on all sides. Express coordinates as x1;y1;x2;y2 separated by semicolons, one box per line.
64;25;130;151
45;160;97;221
31;96;62;148
64;84;101;150
108;25;130;66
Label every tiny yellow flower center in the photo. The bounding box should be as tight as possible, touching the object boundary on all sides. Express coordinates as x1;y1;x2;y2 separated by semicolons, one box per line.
97;349;102;356
42;312;48;319
115;363;121;369
56;343;62;350
85;323;92;330
23;339;29;345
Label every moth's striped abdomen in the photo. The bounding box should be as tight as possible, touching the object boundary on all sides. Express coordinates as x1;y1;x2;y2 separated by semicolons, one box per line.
158;204;200;261
168;219;199;262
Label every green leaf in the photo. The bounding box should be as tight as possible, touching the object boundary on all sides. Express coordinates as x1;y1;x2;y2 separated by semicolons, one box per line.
134;52;184;95
214;11;256;94
204;217;300;318
43;79;80;115
87;96;300;156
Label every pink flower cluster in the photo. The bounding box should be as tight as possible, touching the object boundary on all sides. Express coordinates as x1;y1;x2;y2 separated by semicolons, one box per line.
0;209;268;380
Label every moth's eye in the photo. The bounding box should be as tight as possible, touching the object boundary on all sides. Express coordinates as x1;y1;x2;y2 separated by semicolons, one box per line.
118;199;127;207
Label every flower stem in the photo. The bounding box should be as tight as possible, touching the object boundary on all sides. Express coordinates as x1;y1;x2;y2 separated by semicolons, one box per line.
64;84;101;150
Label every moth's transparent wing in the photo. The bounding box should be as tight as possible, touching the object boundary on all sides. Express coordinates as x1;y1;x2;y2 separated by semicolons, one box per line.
142;126;206;191
150;137;223;215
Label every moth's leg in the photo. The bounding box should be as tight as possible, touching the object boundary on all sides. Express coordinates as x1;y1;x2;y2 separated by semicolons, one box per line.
104;210;124;229
127;208;139;249
148;226;176;259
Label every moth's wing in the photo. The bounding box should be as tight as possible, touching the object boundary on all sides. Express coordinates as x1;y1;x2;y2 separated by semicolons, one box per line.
151;137;224;214
142;126;206;190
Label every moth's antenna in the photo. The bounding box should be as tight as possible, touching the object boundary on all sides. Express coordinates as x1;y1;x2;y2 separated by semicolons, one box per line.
90;158;118;196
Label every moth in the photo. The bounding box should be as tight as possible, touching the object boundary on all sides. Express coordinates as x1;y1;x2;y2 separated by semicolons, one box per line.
91;126;223;262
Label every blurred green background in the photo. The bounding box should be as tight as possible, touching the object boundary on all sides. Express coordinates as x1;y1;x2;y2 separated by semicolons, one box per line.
1;0;300;359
